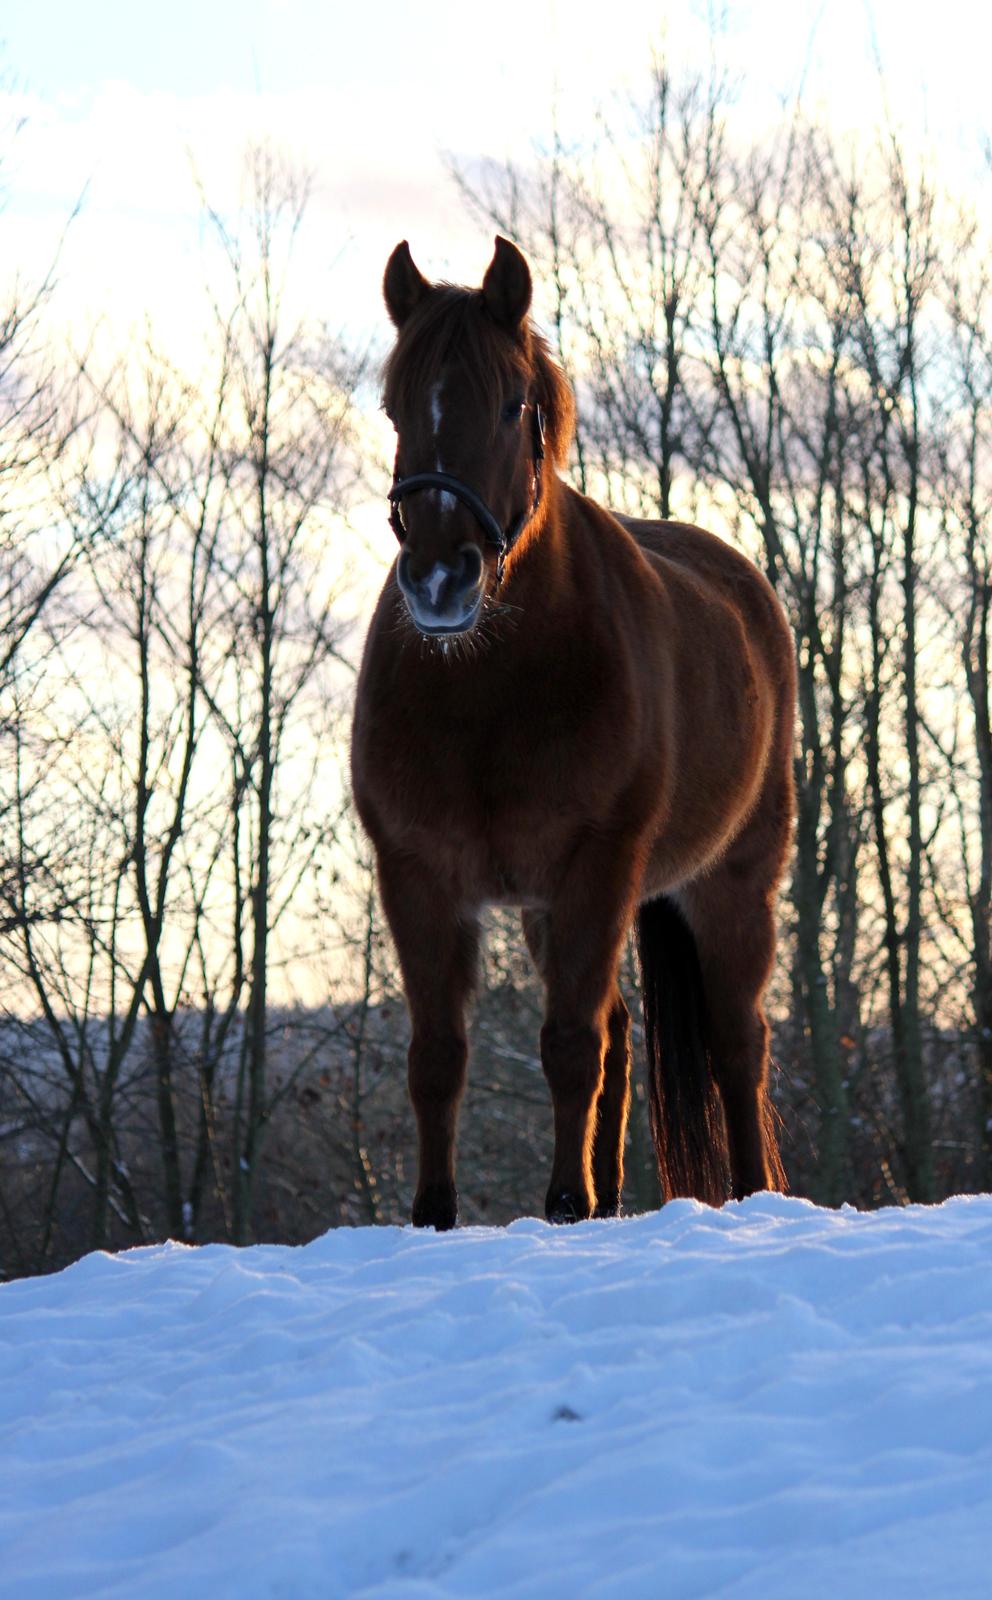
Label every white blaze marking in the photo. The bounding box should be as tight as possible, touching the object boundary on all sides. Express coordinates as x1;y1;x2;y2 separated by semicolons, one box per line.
429;377;456;513
425;563;448;607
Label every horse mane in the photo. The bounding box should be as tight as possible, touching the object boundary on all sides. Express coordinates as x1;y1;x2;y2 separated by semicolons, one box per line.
382;284;576;469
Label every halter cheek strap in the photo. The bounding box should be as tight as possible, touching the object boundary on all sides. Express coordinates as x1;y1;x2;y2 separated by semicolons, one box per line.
388;403;546;586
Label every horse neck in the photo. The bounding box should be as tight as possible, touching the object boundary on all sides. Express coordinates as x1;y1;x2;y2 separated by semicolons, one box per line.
507;471;573;610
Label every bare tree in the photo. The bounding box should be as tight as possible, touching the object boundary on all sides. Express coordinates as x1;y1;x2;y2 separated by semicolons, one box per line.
0;145;368;1268
836;138;942;1200
933;205;992;1187
194;148;366;1239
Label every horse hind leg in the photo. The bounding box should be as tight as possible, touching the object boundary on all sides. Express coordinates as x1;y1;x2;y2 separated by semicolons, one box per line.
709;985;785;1198
677;863;787;1200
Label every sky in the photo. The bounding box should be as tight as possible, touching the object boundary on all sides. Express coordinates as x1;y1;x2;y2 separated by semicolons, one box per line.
1;0;989;577
3;0;990;364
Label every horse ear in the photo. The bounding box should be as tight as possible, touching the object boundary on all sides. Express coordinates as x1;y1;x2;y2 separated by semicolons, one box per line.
383;241;430;328
482;236;532;330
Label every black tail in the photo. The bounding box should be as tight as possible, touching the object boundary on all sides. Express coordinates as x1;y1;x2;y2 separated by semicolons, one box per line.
636;895;730;1205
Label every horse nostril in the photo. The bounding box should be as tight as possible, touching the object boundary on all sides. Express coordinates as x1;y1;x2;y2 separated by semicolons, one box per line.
397;550;436;604
458;544;483;589
396;549;415;596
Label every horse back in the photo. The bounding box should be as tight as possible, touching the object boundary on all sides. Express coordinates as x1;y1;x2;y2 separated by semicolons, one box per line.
606;506;796;889
615;512;792;672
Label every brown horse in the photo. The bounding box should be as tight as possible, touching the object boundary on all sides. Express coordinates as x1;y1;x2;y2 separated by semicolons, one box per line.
351;236;795;1228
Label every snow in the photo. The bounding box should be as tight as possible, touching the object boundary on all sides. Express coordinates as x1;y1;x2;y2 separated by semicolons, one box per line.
1;1195;991;1599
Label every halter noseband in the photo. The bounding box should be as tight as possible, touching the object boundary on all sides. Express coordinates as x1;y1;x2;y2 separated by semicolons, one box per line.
388;403;546;586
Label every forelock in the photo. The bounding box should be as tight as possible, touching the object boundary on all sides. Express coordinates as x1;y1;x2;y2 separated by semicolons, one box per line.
382;283;576;466
383;286;529;432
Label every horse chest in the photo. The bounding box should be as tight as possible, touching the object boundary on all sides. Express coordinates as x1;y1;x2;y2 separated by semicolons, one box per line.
418;706;576;826
369;685;606;899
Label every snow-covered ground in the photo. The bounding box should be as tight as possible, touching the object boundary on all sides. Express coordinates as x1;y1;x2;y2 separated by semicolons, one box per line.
1;1195;990;1599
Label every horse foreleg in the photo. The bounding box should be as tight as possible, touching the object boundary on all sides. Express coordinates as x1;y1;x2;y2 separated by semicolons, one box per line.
536;841;641;1223
377;852;479;1230
523;909;631;1220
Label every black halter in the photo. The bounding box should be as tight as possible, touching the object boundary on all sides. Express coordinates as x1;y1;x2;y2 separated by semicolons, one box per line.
388;403;546;586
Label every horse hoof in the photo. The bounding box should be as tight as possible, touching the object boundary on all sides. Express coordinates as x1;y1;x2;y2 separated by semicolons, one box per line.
412;1183;458;1231
545;1190;589;1225
593;1193;621;1219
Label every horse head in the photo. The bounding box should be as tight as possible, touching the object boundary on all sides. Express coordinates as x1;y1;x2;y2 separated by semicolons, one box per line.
381;236;573;636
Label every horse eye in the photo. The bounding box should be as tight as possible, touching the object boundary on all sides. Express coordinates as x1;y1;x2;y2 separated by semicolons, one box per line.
501;397;525;424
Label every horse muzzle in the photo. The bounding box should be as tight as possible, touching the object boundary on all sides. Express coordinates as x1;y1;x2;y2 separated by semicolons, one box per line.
396;544;485;635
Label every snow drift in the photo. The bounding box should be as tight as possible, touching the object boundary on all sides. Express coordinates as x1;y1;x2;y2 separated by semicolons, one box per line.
1;1194;990;1598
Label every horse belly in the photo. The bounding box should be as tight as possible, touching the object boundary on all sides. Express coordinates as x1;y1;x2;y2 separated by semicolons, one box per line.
642;683;777;896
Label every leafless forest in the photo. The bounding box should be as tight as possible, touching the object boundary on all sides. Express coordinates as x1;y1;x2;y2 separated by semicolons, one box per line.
2;64;991;1277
